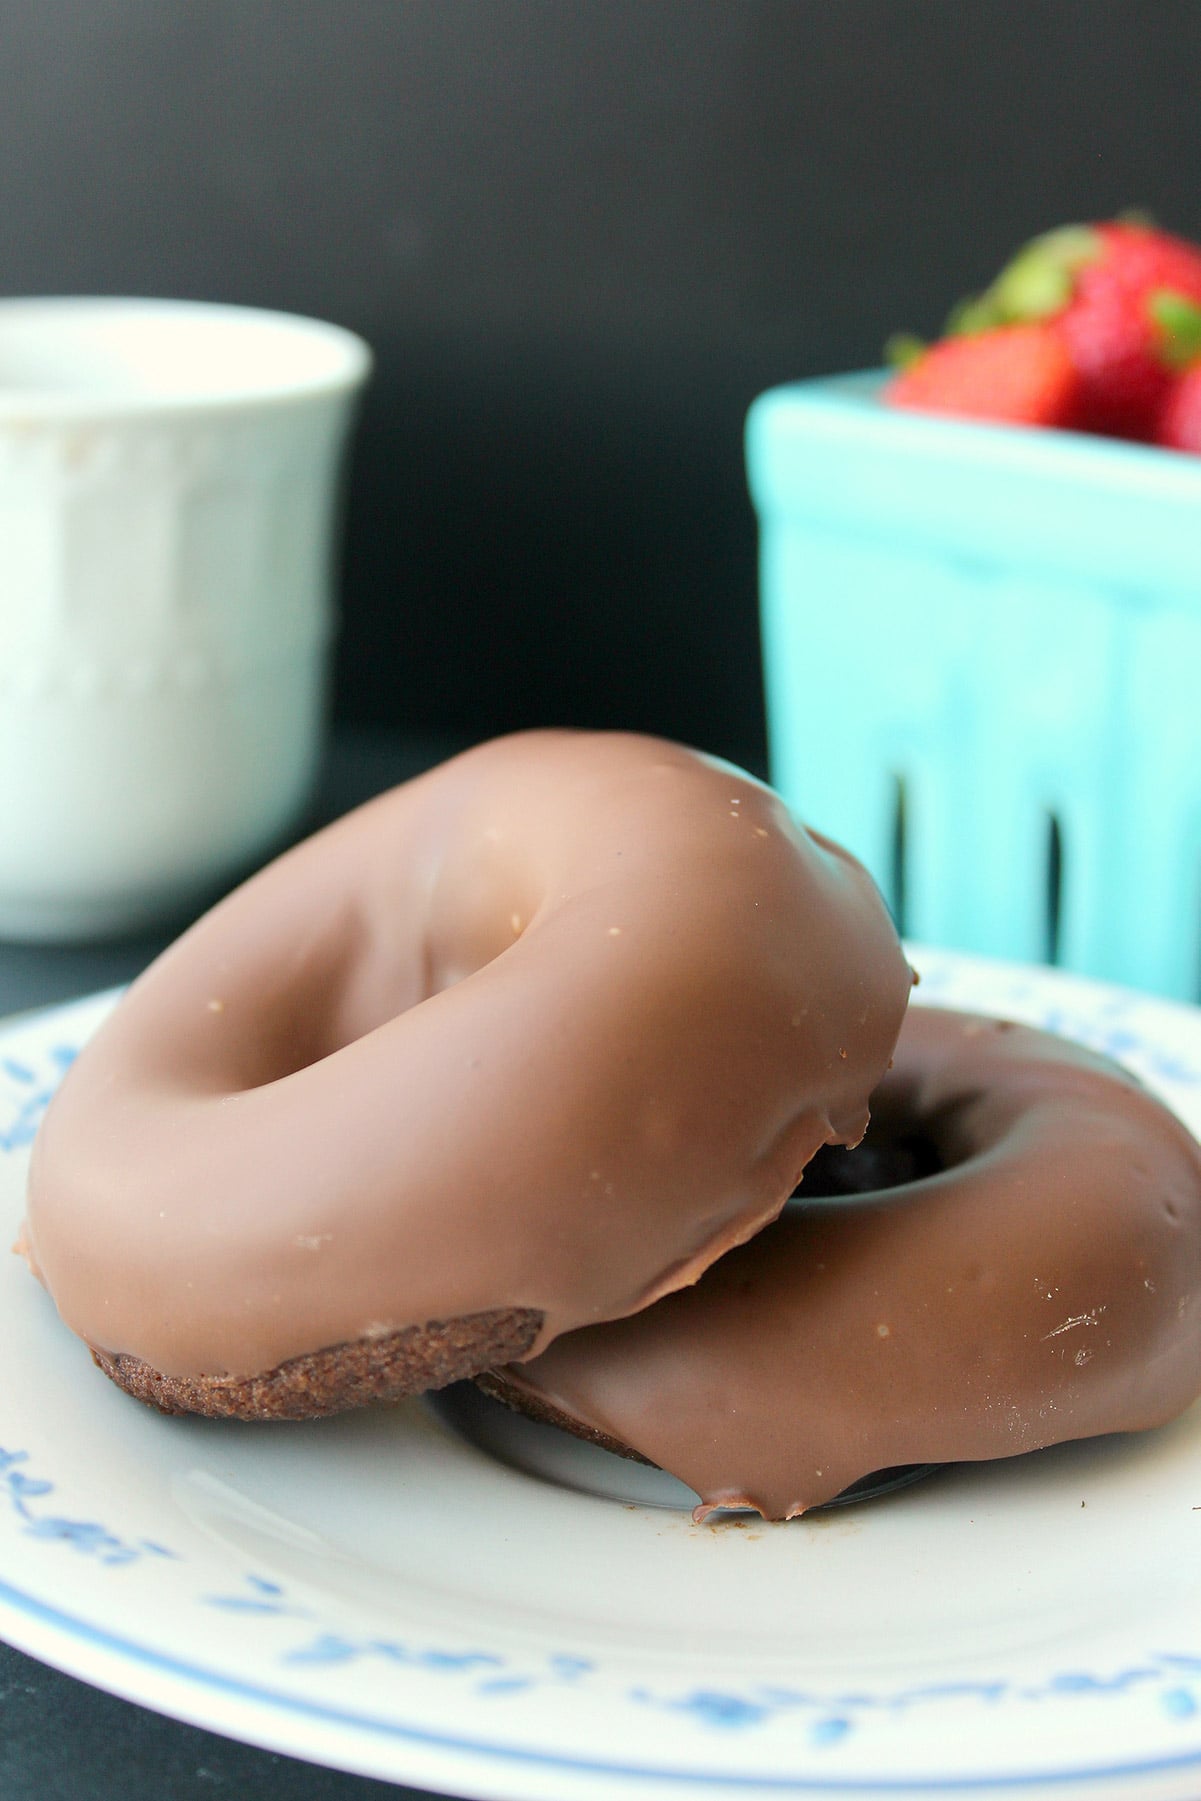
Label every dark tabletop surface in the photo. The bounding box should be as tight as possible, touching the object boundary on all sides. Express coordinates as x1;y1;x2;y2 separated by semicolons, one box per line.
0;729;461;1801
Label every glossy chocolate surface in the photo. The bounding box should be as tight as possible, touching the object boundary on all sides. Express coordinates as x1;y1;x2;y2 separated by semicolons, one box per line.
22;730;911;1381
492;1008;1201;1519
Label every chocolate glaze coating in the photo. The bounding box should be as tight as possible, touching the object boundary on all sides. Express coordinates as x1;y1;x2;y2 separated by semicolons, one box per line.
484;1007;1201;1519
21;730;911;1404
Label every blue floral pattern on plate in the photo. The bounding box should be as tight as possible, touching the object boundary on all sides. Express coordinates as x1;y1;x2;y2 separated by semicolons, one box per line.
4;1476;1200;1755
0;1446;175;1567
0;1043;76;1154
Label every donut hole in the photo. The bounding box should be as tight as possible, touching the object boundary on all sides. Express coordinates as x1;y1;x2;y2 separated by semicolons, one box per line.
795;1124;944;1200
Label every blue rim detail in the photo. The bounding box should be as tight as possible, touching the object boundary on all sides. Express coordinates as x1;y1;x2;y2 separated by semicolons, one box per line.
2;1573;1201;1793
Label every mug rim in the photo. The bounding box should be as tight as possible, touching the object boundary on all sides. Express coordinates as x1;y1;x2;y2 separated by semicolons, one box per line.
0;295;373;421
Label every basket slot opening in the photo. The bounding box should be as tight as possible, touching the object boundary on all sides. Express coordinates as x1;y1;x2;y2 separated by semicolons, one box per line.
889;772;908;937
1045;811;1064;967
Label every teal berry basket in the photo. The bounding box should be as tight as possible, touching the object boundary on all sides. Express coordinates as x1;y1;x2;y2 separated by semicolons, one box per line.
747;371;1201;1001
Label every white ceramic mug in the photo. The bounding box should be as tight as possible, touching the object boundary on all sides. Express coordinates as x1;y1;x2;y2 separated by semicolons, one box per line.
0;297;372;940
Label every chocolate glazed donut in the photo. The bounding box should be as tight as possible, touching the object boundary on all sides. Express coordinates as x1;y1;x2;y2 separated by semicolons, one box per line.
20;731;912;1419
479;1007;1201;1519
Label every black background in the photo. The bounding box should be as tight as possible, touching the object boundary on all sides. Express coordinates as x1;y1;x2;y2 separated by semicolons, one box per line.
4;1;1201;770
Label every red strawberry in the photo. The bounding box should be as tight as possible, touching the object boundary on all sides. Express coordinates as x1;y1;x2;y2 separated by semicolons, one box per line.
1061;223;1201;437
884;324;1082;428
1156;364;1201;453
947;219;1201;441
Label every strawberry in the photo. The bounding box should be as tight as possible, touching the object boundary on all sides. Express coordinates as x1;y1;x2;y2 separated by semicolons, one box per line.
884;324;1082;428
1060;223;1201;437
947;219;1201;440
1156;363;1201;453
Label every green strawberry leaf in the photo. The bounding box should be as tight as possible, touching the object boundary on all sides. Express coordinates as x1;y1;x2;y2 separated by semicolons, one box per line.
883;332;927;370
988;225;1100;322
944;293;1003;337
1149;290;1201;369
947;225;1100;335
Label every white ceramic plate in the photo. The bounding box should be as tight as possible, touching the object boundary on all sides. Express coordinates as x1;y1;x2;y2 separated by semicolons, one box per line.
3;947;1201;1801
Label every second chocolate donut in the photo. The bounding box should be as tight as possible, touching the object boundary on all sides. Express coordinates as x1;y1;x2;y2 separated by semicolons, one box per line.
481;1006;1201;1519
